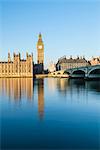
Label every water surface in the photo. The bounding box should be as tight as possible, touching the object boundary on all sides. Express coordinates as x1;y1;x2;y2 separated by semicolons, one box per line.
0;78;100;149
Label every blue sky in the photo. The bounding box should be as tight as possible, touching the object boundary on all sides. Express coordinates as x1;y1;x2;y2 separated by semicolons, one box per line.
0;0;100;67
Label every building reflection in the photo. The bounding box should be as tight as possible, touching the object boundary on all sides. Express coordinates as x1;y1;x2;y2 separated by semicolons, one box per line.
37;79;44;120
56;78;69;93
1;77;99;119
48;78;70;94
0;78;45;119
48;78;57;92
0;78;33;101
48;78;100;104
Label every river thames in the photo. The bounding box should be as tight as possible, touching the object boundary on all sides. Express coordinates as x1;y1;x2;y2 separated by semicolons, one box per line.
0;78;100;150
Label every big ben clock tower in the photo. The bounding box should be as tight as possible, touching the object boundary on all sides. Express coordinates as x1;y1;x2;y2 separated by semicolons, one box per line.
37;33;44;67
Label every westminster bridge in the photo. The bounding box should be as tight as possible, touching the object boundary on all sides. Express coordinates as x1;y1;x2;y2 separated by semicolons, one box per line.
50;65;100;79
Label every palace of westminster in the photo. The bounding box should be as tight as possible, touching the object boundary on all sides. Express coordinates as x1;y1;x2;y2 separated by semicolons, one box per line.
0;33;44;77
0;33;100;77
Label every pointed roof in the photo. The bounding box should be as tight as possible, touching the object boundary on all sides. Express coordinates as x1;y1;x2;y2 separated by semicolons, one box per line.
38;33;43;42
39;32;42;38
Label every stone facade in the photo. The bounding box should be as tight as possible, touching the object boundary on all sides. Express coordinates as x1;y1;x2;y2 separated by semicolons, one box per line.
0;52;33;78
90;57;100;65
0;33;45;77
56;56;90;71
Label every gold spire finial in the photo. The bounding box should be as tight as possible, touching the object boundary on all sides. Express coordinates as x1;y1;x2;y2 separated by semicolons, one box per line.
39;33;42;39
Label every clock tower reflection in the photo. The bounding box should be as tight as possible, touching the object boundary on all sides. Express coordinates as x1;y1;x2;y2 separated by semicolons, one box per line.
37;79;44;120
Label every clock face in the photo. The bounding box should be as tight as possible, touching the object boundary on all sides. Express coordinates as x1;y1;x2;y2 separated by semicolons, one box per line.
38;45;42;49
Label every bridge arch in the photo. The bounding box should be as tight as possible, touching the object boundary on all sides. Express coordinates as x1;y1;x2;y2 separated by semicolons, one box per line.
71;70;85;78
88;67;100;74
88;68;100;78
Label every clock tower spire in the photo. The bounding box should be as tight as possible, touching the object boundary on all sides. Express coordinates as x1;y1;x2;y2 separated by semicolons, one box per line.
37;33;44;66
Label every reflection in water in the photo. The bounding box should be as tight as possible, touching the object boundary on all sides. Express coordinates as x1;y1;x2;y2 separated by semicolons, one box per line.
37;79;44;120
47;78;100;93
1;78;100;149
1;78;99;103
68;79;100;93
47;78;100;103
0;78;45;120
0;78;33;101
0;78;100;117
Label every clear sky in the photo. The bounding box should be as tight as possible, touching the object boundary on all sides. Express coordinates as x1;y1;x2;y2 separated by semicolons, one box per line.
0;0;100;67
